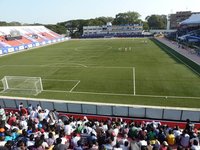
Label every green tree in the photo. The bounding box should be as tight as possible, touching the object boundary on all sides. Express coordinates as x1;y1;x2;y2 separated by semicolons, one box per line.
146;15;167;29
142;21;149;30
113;11;141;25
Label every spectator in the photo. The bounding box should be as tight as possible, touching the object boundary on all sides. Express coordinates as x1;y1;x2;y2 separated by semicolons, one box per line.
27;104;33;114
166;129;175;146
18;102;23;111
179;130;190;148
17;140;27;150
26;134;35;147
120;140;130;150
191;139;200;150
46;132;55;148
74;140;83;150
53;137;69;150
160;141;168;150
7;113;16;126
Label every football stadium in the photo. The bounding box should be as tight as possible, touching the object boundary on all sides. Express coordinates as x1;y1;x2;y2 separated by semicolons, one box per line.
0;1;200;149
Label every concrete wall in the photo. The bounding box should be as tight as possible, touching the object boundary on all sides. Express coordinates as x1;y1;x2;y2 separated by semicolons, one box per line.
0;97;199;122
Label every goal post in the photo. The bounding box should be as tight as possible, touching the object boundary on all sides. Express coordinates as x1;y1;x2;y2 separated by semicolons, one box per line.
1;76;43;95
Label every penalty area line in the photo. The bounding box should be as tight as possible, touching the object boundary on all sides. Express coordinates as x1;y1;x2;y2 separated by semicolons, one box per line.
69;81;81;92
42;90;200;100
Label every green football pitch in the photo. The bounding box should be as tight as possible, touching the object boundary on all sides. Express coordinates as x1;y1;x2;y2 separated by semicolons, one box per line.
0;38;200;108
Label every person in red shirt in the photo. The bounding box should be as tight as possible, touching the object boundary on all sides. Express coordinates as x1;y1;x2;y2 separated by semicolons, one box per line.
8;113;16;126
20;106;28;116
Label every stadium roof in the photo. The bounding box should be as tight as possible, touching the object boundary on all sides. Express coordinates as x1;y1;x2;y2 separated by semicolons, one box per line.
180;13;200;25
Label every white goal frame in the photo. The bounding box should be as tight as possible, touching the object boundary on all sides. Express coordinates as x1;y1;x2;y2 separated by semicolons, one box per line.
1;76;43;95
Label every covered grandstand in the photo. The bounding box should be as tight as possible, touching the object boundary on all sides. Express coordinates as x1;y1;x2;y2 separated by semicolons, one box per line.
178;14;200;41
0;26;69;56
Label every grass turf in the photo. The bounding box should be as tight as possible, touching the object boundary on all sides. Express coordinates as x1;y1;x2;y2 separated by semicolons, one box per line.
0;38;200;108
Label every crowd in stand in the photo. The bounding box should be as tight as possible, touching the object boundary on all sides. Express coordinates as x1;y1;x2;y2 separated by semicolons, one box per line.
0;103;199;150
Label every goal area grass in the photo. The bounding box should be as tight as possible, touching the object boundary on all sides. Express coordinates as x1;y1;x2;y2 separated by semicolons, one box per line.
0;38;200;108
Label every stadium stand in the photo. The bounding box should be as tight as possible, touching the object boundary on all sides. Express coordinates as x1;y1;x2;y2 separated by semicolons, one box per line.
0;104;199;150
0;26;69;56
177;14;200;45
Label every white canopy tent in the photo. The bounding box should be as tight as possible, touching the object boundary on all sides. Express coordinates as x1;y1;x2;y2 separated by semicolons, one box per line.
180;14;200;25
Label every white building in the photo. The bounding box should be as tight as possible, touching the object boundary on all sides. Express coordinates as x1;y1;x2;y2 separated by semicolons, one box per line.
82;22;143;37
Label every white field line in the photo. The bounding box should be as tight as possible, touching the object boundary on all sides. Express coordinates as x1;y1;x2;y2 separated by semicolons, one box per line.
70;91;200;99
133;67;136;95
42;79;79;82
0;64;133;69
45;63;88;68
1;63;88;68
38;88;200;100
43;89;67;93
136;94;200;99
69;81;80;92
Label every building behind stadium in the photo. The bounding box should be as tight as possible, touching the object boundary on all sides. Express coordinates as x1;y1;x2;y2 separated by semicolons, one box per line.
82;22;144;38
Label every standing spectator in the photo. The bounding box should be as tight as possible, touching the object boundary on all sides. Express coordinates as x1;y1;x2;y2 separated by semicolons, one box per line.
0;106;6;124
7;113;16;126
173;125;182;144
179;130;190;148
185;119;194;136
27;104;33;114
18;102;23;111
19;106;28;117
36;104;42;112
157;129;166;144
64;121;73;136
166;130;175;146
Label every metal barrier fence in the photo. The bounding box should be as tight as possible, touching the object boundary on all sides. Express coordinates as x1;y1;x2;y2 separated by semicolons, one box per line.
0;96;199;122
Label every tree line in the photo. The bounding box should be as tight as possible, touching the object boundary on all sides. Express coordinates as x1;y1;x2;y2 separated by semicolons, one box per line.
0;11;167;38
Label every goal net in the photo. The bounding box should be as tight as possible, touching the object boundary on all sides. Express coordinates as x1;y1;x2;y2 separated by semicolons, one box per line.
1;76;43;95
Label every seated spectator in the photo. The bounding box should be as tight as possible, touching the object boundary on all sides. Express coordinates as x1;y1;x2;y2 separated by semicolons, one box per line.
4;140;13;150
71;132;81;148
29;137;44;150
138;134;147;149
17;140;27;150
160;141;168;150
113;142;122;150
0;133;6;146
120;141;130;150
26;134;35;147
53;137;69;150
73;140;83;150
191;139;200;150
46;132;55;148
103;138;113;150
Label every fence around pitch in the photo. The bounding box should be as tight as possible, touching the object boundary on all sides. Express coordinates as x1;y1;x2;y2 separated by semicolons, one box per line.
0;96;199;122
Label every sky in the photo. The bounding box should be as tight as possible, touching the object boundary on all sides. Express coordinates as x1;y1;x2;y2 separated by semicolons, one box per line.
1;0;200;24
